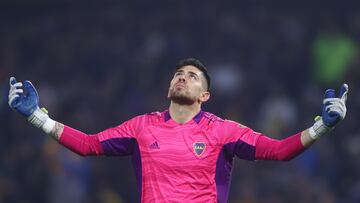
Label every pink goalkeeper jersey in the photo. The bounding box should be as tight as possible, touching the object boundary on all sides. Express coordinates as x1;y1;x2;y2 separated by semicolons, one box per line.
59;110;304;203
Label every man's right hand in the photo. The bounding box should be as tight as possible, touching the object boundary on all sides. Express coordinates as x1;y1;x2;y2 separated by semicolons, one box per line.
8;77;40;117
8;77;55;133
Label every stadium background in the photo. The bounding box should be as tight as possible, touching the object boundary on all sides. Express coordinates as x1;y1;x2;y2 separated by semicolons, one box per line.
1;1;360;202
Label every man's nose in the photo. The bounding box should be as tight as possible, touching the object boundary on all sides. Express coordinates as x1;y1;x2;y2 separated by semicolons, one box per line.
178;74;186;82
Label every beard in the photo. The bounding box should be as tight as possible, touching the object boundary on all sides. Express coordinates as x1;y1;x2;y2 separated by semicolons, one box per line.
168;88;196;105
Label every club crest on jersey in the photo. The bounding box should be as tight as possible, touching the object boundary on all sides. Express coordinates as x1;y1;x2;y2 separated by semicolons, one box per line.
193;142;206;156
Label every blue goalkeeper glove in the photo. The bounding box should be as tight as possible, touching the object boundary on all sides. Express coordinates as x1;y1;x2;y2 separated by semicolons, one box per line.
8;77;55;133
8;77;39;117
309;83;348;139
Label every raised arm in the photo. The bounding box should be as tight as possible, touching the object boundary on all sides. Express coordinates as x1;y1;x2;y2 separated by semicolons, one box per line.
255;84;348;161
8;77;103;156
8;77;140;157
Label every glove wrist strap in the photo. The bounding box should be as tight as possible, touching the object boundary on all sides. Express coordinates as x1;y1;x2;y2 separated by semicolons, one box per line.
309;117;333;140
28;107;55;134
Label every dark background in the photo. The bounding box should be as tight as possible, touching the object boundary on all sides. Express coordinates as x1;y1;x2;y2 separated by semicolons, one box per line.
1;1;360;202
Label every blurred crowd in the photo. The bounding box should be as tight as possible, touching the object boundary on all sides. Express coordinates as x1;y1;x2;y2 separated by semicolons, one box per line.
1;1;360;203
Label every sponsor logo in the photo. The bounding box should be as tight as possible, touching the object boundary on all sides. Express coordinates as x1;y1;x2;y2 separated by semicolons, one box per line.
193;142;206;156
149;141;160;149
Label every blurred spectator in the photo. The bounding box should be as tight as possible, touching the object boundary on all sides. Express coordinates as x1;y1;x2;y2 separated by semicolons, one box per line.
312;25;357;86
257;83;298;137
44;139;91;203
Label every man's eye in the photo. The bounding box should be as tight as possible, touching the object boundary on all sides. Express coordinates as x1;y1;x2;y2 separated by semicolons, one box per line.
190;74;198;80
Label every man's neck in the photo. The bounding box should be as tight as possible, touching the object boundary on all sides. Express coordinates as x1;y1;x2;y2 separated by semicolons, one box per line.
169;102;201;124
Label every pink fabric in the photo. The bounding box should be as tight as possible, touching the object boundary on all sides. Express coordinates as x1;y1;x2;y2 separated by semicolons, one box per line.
57;111;307;202
255;132;305;161
59;125;104;156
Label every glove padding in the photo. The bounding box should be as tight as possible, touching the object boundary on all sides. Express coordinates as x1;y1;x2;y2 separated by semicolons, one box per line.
8;77;40;117
322;84;348;127
8;77;55;133
309;84;348;139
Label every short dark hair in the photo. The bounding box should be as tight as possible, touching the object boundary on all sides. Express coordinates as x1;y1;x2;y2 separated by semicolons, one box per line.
175;58;211;91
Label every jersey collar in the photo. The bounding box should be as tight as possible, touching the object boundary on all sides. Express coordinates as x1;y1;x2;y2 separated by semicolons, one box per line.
164;110;204;124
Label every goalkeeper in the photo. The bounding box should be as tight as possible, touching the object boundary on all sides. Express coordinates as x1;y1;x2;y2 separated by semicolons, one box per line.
8;58;348;203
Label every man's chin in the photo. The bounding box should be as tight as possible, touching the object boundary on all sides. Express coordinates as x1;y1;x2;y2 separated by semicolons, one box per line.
170;95;195;105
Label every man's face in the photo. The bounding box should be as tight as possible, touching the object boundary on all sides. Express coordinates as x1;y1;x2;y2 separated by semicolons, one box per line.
168;65;209;105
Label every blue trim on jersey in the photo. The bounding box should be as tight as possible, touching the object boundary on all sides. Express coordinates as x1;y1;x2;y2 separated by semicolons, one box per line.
215;141;256;202
226;140;256;160
164;110;171;121
132;140;142;203
100;137;136;156
163;110;204;124
215;147;234;203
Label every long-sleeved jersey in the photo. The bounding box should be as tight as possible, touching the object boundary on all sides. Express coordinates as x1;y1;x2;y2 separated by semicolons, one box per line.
59;110;305;203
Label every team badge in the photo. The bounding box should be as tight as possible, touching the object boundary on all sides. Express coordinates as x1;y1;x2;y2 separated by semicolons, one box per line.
193;142;206;156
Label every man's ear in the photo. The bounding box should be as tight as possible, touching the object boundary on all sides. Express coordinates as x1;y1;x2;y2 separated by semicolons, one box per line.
199;91;210;103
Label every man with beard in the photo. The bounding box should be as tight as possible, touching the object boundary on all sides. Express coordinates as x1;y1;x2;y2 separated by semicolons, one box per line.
8;58;348;203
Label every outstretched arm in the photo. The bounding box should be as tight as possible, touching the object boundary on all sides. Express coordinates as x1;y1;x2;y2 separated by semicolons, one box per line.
8;77;139;156
255;84;348;161
8;77;103;156
255;130;312;161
